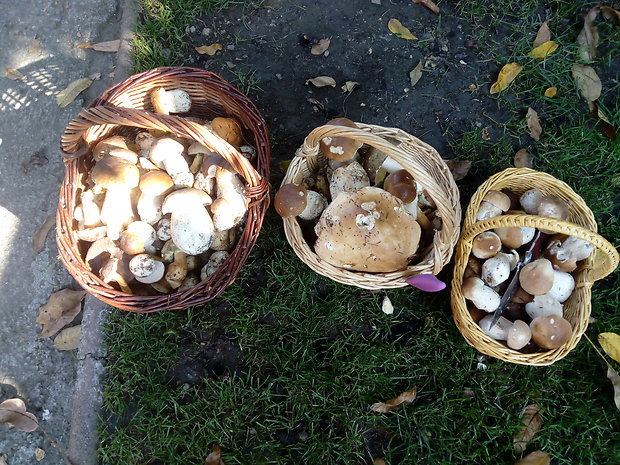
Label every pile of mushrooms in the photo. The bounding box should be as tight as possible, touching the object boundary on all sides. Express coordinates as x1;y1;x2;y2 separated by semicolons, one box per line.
462;188;594;353
275;118;440;273
73;87;257;295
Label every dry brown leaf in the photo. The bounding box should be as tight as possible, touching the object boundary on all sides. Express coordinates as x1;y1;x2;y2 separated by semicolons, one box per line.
205;443;225;465
56;77;93;108
35;448;46;462
607;366;620;410
311;38;330;55
305;76;336;88
412;0;439;15
0;398;39;432
514;149;533;168
341;81;360;93
37;289;86;339
78;40;120;52
388;19;417;40
370;387;417;413
589;102;617;141
514;404;543;452
529;41;558;60
490;62;523;94
4;68;26;81
526;108;542;141
544;86;557;98
532;22;551;48
577;7;600;61
195;43;223;56
409;59;423;87
572;64;601;102
444;160;472;181
32;213;56;253
53;325;81;351
514;450;550;465
601;6;620;24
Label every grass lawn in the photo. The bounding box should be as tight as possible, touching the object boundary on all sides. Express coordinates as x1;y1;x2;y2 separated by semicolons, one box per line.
100;0;620;464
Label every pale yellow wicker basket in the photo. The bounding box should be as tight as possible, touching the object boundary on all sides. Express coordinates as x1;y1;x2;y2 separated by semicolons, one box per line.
281;123;461;290
451;168;619;365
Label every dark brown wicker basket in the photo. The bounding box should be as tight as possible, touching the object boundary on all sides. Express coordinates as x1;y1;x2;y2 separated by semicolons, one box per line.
57;67;270;312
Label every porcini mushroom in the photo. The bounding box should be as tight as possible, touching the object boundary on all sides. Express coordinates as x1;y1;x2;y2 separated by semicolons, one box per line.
150;87;192;114
530;315;572;349
494;226;535;249
481;253;511;287
479;314;512;340
119;221;157;255
137;170;174;225
92;136;129;162
162;188;214;255
518;258;555;296
129;254;165;284
319;117;363;162
200;251;230;279
329;161;370;200
476;190;511;221
507;320;532;350
471;231;502;259
165;250;188;289
149;137;190;176
519;189;543;214
461;277;501;312
274;184;307;217
210;167;247;231
210;117;244;146
298;190;328;221
525;294;563;319
546;271;575;303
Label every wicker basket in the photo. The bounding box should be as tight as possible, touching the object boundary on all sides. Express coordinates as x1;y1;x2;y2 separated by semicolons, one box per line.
281;123;461;289
451;168;619;365
57;67;270;312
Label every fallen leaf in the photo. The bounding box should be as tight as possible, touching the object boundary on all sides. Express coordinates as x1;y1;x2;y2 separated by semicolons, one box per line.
35;448;46;461
278;159;292;171
490;62;523;95
381;295;394;315
444;160;472;181
601;6;620;24
388;19;417;40
32;213;56;253
311;38;330;55
589;102;617;141
572;64;601;102
599;333;620;363
514;450;550;465
607;366;620;410
514;404;543;452
576;7;600;61
56;77;93;108
4;68;26;81
341;81;360;93
514;149;533;168
370;387;417;413
205;443;225;465
532;22;551;48
411;0;440;15
526;108;542;141
373;459;387;465
530;41;558;60
305;76;336;88
544;86;557;98
0;398;39;432
409;59;424;87
28;39;42;55
78;39;120;52
37;289;86;339
195;43;223;55
53;325;81;350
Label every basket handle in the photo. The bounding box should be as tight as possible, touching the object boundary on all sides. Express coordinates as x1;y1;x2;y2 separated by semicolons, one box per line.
460;214;619;283
60;105;266;195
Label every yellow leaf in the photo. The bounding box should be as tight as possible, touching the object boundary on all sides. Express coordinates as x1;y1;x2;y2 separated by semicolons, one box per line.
412;0;440;15
599;333;620;363
370;386;417;413
195;43;223;56
607;366;620;410
56;77;93;108
490;62;523;94
514;450;551;465
388;19;417;40
37;289;86;339
530;40;558;59
544;86;557;98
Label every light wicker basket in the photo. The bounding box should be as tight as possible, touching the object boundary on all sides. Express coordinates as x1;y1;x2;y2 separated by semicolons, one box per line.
281;123;461;290
57;67;270;313
451;168;619;365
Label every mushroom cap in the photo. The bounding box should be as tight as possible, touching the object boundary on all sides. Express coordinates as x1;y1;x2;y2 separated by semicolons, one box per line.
210;117;244;146
162;188;213;215
139;170;174;195
314;187;421;272
482;190;511;212
150;87;191;114
494;226;533;249
92;136;129;162
507;320;532;350
537;195;570;221
519;258;555;296
128;254;165;284
91;156;140;189
519;189;543;214
319;117;363;162
530;315;572;349
525;294;563;319
472;231;502;259
119;221;156;255
547;270;575;303
481;254;511;287
329;161;370;200
274;184;308;217
149;137;185;169
384;170;417;203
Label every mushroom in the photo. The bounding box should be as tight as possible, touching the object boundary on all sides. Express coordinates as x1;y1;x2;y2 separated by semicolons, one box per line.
210;117;244;146
79;189;102;227
507;320;532;350
165;250;188;289
319;117;363;162
171;171;195;189
362;146;388;184
134;132;156;154
530;315;572;349
313;187;421;272
77;225;108;242
519;189;543;214
479;315;512;340
476;190;511;221
128;254;165;284
157;217;172;241
210;167;247;231
150;87;192;114
461;277;501;312
92;136;129;162
383;170;417;205
107;147;139;164
99;256;132;293
91;156;140;240
537;195;570;221
494;226;535;249
298;191;328;221
274;184;308;218
119;221;157;255
85;237;122;274
329;161;370;200
481;253;511;287
471;231;502;259
178;274;200;292
518;258;554;296
511;286;533;304
200;251;230;279
525;294;563;319
149;137;190;176
200;153;234;197
211;228;238;251
546;235;593;271
546;271;575;303
162;188;214;255
137;170;174;225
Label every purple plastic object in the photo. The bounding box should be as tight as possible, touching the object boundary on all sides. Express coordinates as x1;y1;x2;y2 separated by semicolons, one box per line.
406;274;446;292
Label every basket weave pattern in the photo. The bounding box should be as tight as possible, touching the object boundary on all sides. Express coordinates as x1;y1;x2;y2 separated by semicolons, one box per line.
282;123;461;290
451;168;619;365
57;67;270;312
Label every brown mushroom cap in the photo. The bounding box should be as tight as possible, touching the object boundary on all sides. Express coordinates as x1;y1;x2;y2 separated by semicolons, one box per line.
530;315;572;349
384;170;417;203
314;187;421;272
91;156;140;189
139;170;174;195
92;136;129;162
274;184;308;217
494;227;524;249
537;195;570;221
471;231;502;259
482;190;511;212
519;258;555;296
211;117;244;147
319;117;363;162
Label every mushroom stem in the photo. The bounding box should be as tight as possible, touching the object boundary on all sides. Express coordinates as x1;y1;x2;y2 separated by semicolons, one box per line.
100;186;135;240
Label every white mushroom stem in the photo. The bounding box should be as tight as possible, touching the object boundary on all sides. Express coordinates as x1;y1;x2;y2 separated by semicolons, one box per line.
380;156;406;174
80;190;101;227
212;168;247;231
100;186;135;240
137;193;165;225
165;250;188;289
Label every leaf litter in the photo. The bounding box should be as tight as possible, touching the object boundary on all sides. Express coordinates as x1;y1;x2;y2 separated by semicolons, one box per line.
514;149;533;168
490;62;522;94
607;366;620;410
409;59;424;87
411;0;439;15
53;325;82;351
598;332;620;363
532;22;550;48
370;386;417;413
305;76;336;88
77;39;120;52
196;43;223;55
32;213;56;253
37;288;86;339
310;38;330;55
514;403;543;452
572;64;602;102
514;450;550;465
0;398;39;432
526;108;542;141
388;19;417;40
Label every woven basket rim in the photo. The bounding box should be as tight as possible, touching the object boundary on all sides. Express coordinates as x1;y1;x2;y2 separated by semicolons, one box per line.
281;122;461;290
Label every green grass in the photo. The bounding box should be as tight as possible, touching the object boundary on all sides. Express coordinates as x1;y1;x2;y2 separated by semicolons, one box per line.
101;1;620;464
